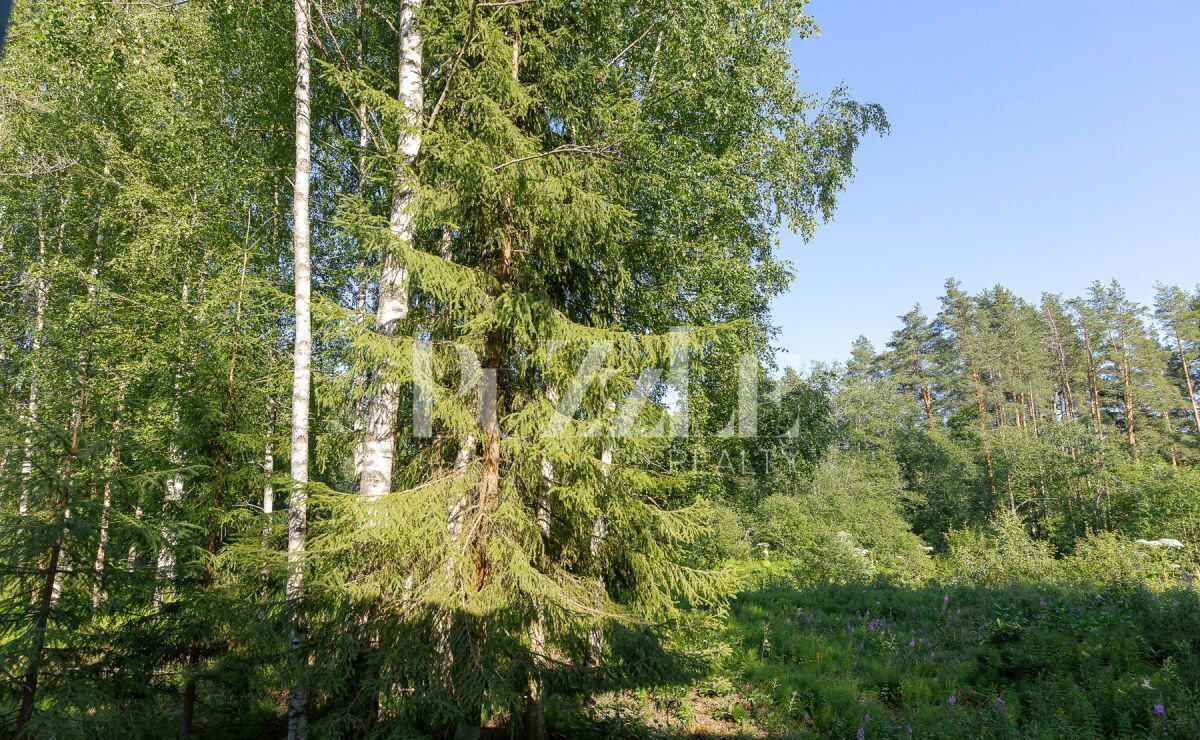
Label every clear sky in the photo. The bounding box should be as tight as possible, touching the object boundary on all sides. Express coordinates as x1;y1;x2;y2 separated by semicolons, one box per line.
772;0;1200;370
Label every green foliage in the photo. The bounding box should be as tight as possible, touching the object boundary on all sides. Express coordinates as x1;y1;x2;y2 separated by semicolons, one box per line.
944;511;1059;586
4;0;1198;734
749;450;934;586
1060;533;1199;590
0;0;886;734
713;581;1200;739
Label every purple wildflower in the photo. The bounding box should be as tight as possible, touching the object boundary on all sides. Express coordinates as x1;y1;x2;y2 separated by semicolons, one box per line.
803;712;811;724
948;695;957;706
864;713;872;723
996;697;1006;710
1039;598;1047;607
908;639;916;648
857;727;866;740
943;594;950;606
1154;704;1166;717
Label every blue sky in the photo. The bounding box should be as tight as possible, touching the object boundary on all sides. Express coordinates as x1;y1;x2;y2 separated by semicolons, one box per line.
772;0;1200;370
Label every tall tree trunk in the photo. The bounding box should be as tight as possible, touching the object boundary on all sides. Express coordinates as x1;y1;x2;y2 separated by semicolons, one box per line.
153;280;189;614
359;0;423;502
288;0;313;735
15;359;87;734
127;503;143;571
260;401;275;617
524;388;557;740
1120;354;1137;452
1026;381;1039;436
1170;327;1200;437
92;386;126;612
952;301;996;493
459;89;516;737
919;385;933;427
179;231;252;740
1080;329;1103;431
455;361;500;740
19;208;48;518
51;249;101;608
1160;403;1178;467
1043;305;1076;421
351;0;371;480
589;437;611;667
968;361;996;495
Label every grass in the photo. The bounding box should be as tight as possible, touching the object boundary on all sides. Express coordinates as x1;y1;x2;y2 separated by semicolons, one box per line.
564;576;1200;738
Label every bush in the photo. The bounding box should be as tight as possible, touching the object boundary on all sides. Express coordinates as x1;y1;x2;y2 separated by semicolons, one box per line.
750;451;934;585
944;510;1058;585
1061;532;1200;590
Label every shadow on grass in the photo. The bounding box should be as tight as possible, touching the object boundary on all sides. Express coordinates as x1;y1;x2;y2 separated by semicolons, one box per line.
547;579;1200;738
9;579;1198;738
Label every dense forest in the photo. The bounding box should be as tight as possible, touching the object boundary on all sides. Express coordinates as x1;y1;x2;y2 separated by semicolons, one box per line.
824;278;1200;556
2;0;1199;738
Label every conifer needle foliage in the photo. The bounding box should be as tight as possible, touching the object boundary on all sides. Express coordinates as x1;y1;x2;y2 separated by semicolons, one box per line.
0;0;883;735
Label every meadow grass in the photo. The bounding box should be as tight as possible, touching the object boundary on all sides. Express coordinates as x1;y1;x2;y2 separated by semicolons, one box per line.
566;577;1200;738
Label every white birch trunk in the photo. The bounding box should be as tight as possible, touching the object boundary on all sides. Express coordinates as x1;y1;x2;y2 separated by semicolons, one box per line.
153;282;188;613
259;406;275;619
263;404;275;527
19;210;48;518
589;421;613;668
358;0;422;502
126;504;142;571
92;387;126;611
152;468;183;612
288;0;313;735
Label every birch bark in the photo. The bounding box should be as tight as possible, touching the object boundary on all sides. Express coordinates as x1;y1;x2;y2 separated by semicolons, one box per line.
19;208;48;518
288;0;313;735
92;386;125;611
359;0;422;502
152;280;188;614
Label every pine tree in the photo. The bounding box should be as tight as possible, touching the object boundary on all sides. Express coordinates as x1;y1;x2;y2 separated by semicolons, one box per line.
1085;280;1172;456
1040;293;1084;423
936;279;997;498
1156;284;1200;442
886;305;938;426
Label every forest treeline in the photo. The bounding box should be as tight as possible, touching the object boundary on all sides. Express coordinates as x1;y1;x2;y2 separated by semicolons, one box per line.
811;278;1200;556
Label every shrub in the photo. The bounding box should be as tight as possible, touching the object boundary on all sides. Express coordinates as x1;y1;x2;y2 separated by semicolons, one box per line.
1061;532;1199;590
944;510;1058;585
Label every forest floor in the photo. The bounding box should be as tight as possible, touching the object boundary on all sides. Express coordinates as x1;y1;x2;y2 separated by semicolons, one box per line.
563;579;1200;738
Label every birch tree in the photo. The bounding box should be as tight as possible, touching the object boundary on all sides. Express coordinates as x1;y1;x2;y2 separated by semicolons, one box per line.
288;0;314;734
358;0;421;502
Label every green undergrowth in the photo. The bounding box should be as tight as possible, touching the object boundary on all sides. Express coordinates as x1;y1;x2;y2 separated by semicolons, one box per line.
562;571;1200;738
